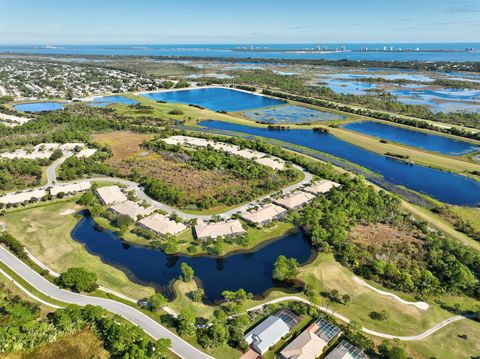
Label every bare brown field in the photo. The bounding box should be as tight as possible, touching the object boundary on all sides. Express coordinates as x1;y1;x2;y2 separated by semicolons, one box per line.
350;223;421;246
94;131;153;160
113;153;251;201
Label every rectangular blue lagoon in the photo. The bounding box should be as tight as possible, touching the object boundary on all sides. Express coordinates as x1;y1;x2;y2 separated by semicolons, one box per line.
342;121;480;156
15;102;66;112
139;87;286;112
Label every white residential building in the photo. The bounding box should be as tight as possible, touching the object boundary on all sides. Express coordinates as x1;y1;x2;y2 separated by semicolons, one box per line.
303;180;340;195
194;219;246;240
254;156;286;170
76;148;98;158
95;185;128;205
274;191;315;210
50;182;91;197
110;200;155;220
244;316;291;355
241;204;287;227
0;189;47;205
138;213;187;236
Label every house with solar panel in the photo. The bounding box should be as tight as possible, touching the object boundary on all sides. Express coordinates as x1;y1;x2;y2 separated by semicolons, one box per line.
325;340;369;359
280;318;341;359
244;308;301;355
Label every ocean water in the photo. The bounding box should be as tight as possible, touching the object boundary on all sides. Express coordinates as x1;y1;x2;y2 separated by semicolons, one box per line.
1;43;479;62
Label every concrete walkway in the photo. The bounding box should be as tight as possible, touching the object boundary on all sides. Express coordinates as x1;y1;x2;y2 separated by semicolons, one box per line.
0;245;212;359
1;246;470;349
353;277;429;311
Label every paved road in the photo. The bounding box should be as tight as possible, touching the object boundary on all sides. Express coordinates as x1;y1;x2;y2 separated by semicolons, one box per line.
247;296;472;341
46;154;72;186
1;244;473;355
0;245;212;359
46;164;312;221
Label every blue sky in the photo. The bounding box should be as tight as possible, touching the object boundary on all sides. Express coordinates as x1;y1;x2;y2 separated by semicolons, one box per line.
0;0;478;44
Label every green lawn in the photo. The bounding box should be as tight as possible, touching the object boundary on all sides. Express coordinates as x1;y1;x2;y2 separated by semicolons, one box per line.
451;206;480;231
401;201;480;251
297;253;454;336
405;319;480;359
1;201;155;299
168;279;215;319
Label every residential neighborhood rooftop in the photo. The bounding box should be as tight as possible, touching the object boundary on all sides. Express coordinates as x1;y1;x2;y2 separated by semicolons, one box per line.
110;200;155;220
274;191;315;209
241;203;287;225
303;179;340;195
244;315;291;355
95;185;128;205
162;135;287;170
138;213;187;236
76;148;98;158
0;142;89;160
254;156;286;170
50;182;91;196
280;319;341;359
0;112;31;127
325;340;369;359
194;219;246;240
0;189;47;205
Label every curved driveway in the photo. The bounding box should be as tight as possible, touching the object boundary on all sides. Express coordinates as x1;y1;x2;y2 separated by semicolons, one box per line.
0;245;213;359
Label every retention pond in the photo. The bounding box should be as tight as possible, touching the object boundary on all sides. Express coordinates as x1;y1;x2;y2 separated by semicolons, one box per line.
72;211;314;301
199;120;480;206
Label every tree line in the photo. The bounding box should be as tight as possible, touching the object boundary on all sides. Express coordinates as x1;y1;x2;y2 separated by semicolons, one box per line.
0;287;170;358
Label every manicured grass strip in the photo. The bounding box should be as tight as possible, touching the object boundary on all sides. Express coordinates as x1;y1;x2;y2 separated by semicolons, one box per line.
2;200;155;299
0;261;67;308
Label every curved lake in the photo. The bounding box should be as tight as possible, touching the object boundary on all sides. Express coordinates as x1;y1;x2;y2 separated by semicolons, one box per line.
72;212;314;301
139;88;286;112
342;121;480;155
199;120;480;206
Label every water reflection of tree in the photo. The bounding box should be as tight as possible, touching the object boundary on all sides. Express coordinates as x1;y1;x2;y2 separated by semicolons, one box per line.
166;256;179;268
216;258;225;271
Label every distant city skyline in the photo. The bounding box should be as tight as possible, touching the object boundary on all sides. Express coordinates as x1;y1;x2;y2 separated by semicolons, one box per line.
0;0;479;44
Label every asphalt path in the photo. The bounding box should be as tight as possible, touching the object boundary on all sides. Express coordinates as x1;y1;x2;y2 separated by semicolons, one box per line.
0;245;213;359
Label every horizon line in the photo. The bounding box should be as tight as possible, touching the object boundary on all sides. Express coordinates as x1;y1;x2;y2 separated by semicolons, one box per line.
0;41;479;46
